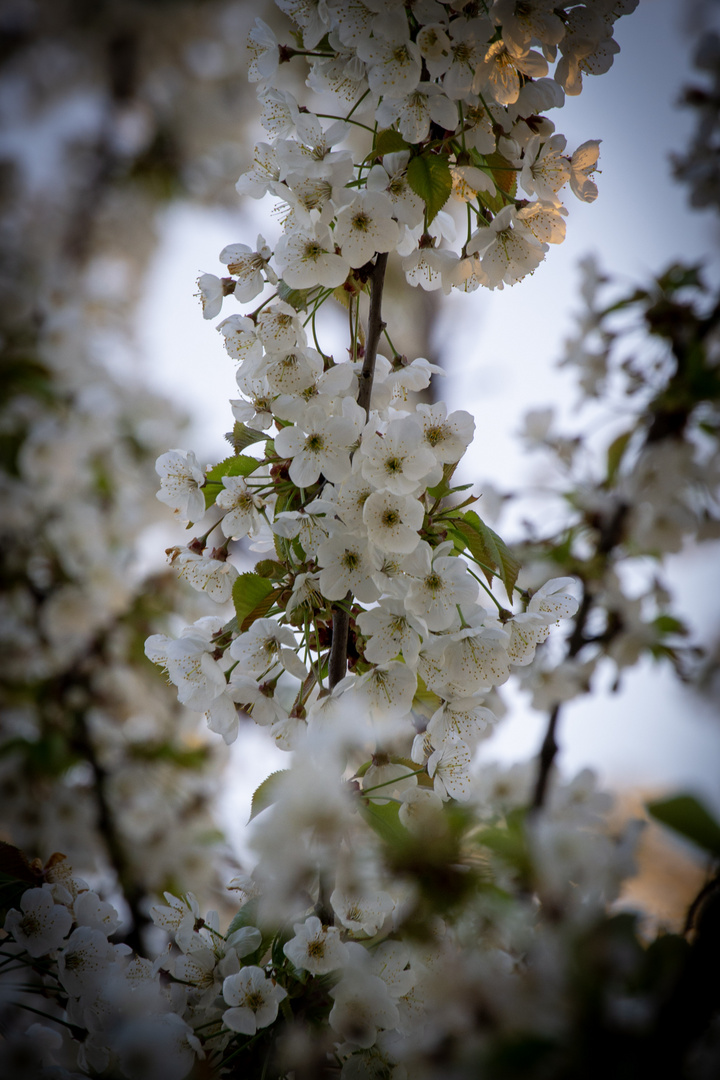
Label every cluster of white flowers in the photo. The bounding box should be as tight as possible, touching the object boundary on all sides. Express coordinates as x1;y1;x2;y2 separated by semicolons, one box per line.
193;0;637;304
2;753;642;1077
146;0;649;791
18;2;720;1078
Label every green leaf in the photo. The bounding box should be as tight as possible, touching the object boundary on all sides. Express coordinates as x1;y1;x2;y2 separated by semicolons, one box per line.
653;614;688;636
412;676;442;720
375;128;411;157
249;770;290;822
647;794;720;856
227;897;261;938
206;455;262;484
479;150;517;213
606;430;632;484
203;454;263;508
451;510;520;602
232;573;275;630
224;422;269;454
254;559;287;581
360;799;407;847
277;279;319;312
128;742;210;769
476;808;531;876
407;153;452;225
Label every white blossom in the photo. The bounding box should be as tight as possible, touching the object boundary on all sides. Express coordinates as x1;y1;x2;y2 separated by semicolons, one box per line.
222;966;287;1035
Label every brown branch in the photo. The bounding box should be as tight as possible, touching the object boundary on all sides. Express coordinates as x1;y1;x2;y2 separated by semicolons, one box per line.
531;498;629;811
356;252;388;417
73;708;149;955
328;254;388;689
531;587;593;812
328;594;352;690
531;704;561;811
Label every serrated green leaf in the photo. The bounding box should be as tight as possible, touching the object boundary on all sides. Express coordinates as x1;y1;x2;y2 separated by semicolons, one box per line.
606;430;632;484
206;455;262;484
232;573;275;630
249;770;290;822
407;153;452;225
647;794;720;856
254;559;286;581
224;423;269;454
451;511;520;602
203;454;263;507
375;128;411;157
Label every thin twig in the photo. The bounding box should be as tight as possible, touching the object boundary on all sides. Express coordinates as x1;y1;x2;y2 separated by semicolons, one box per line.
531;501;628;811
328;254;388;688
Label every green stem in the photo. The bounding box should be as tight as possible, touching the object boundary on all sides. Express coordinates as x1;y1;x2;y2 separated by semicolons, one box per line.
362;767;426;794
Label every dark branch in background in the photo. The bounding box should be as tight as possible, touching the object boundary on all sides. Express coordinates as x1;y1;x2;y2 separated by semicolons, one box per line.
328;254;388;689
72;707;148;957
531;503;628;811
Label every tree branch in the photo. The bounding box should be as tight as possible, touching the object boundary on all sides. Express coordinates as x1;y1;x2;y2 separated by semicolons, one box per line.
328;254;388;689
356;252;388;417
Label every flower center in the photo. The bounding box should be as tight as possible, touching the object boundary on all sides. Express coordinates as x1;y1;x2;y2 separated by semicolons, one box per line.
351;211;371;233
425;425;447;447
305;433;325;453
307;938;326;958
382;509;400;527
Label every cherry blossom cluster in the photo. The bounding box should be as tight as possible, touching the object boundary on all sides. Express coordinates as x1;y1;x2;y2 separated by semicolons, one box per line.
1;755;642;1078
196;0;637;300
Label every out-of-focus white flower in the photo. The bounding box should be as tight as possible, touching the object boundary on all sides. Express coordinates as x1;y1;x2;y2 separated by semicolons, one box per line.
4;886;72;957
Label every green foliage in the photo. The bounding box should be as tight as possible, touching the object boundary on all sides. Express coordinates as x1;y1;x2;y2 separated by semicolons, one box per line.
232;573;277;631
375;128;411;157
203;454;263;508
224;422;271;454
407;152;452;225
360;798;407;846
449;510;520;602
605;429;632;483
475;808;532;879
249;770;291;822
479;150;518;214
646;793;720;856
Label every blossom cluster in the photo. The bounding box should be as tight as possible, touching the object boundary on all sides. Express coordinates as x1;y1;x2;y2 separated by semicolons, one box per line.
145;0;647;800
1;756;642;1079
197;0;636;301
